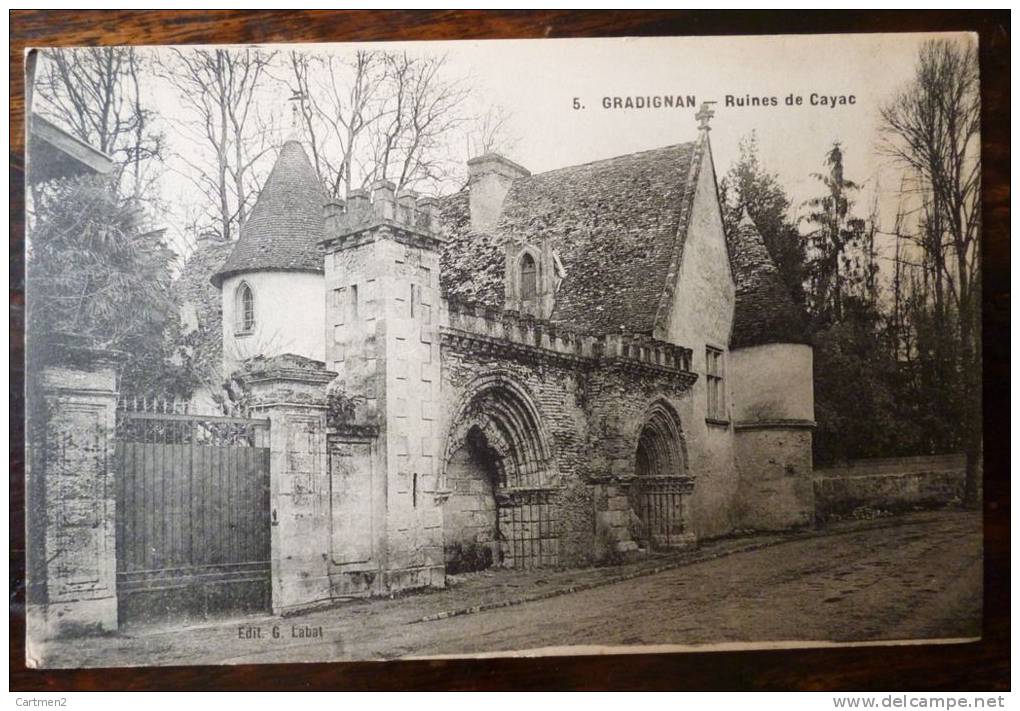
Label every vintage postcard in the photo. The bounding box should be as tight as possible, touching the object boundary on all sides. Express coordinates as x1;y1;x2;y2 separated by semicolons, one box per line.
23;32;982;668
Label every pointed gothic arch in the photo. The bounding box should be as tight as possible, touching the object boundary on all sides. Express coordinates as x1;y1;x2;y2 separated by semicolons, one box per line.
234;281;256;334
631;399;693;550
518;250;539;300
443;374;554;490
635;399;688;479
441;373;559;571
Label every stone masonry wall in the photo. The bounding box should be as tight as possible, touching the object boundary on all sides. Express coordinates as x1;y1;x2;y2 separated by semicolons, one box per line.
243;358;335;613
734;426;815;531
439;343;590;564
814;454;967;518
324;207;446;595
660;140;741;540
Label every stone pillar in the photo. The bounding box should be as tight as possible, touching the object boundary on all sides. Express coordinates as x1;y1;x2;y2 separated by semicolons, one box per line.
593;481;640;557
27;342;122;639
241;355;337;614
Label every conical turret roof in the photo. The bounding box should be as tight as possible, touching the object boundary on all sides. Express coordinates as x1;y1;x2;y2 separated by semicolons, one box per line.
212;140;325;287
726;208;810;349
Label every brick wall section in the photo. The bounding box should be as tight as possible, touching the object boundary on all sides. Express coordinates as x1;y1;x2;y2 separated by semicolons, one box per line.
443;444;500;565
440;346;589;563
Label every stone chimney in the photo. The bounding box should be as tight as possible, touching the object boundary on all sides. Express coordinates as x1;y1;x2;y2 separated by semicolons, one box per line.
467;153;530;233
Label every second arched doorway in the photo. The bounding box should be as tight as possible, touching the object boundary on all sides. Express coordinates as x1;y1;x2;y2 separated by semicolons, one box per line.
630;400;695;550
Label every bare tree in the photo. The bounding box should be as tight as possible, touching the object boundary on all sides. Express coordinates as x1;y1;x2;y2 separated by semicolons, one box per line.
288;49;513;197
34;47;164;200
287;49;384;198
159;47;277;241
880;37;981;506
367;52;472;191
464;104;518;162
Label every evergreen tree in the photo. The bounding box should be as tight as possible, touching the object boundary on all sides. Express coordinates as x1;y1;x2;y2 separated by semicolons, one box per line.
26;174;197;399
802;142;868;324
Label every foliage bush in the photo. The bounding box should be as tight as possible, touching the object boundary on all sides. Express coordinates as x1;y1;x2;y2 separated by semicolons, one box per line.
445;542;494;575
26;175;197;399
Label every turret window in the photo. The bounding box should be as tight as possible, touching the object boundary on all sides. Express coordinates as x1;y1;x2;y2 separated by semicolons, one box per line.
235;282;255;334
520;252;538;299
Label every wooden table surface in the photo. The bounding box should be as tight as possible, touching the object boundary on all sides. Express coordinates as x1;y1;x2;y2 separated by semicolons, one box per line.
9;9;1010;691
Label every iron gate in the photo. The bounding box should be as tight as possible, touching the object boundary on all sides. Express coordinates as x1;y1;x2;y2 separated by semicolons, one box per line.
497;489;559;569
632;476;692;550
114;405;271;626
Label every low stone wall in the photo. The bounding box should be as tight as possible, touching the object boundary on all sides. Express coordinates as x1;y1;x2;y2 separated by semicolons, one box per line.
814;454;966;518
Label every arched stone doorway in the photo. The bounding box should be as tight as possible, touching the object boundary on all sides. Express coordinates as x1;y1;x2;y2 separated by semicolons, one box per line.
631;400;695;550
443;426;501;572
442;375;558;571
635;402;686;478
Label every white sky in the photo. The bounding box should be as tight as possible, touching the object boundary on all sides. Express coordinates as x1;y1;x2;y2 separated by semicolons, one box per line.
432;33;972;227
388;31;974;284
50;32;978;273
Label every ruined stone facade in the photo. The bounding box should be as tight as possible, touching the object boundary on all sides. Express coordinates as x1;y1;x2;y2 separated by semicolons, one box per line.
176;115;816;606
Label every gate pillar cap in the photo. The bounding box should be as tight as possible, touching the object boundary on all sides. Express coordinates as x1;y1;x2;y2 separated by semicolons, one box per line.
237;353;337;405
238;353;337;386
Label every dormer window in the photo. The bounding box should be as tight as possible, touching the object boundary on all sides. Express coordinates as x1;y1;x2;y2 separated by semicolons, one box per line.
520;252;538;300
235;281;255;334
505;242;560;319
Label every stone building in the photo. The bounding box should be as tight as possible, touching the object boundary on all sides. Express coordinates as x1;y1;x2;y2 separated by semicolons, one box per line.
177;110;815;602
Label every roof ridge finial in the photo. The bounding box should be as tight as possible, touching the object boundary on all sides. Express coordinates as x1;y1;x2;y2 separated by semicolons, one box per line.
286;89;307;144
696;101;717;133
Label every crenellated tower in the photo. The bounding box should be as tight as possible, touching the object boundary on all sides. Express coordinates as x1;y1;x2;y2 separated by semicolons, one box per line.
320;181;446;594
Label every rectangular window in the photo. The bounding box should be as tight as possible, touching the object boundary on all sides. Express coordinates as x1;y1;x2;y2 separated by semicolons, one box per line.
350;284;359;321
333;288;345;325
706;346;726;422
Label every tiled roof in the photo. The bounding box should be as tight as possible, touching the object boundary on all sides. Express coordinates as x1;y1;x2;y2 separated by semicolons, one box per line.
726;210;810;349
211;140;325;287
439;142;699;334
220;136;807;349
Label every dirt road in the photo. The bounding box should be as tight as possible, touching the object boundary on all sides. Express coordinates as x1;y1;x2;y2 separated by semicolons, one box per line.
36;511;981;667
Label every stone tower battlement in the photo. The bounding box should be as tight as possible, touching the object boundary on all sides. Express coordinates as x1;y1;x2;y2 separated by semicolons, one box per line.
323;180;443;243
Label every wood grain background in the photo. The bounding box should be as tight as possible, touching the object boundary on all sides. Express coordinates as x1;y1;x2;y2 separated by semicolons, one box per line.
9;9;1010;691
